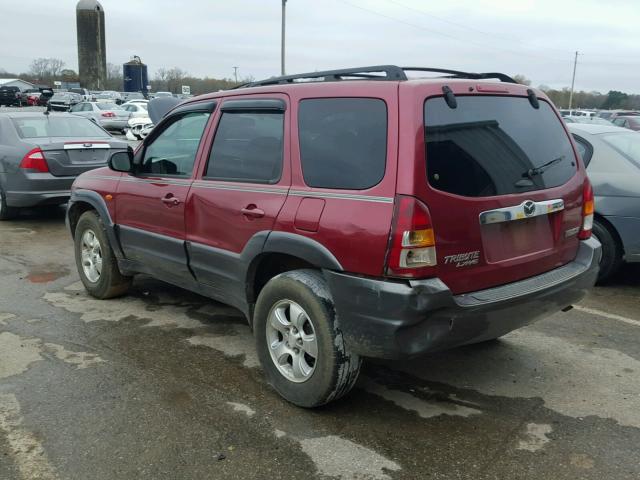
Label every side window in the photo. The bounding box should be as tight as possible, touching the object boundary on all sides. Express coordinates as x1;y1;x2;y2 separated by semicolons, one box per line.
205;111;284;183
613;118;625;127
70;103;84;112
572;135;593;167
82;103;93;112
298;98;387;190
140;112;210;177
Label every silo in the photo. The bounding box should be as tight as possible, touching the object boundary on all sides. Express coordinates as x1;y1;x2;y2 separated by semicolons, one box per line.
76;0;107;90
123;57;149;95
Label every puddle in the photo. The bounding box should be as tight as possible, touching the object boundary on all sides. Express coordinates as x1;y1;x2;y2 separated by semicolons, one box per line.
27;266;69;283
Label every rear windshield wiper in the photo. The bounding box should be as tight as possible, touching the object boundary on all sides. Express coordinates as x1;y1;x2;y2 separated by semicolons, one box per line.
524;156;565;178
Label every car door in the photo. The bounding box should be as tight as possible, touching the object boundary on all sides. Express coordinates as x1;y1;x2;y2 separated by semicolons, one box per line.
185;95;290;306
115;102;215;283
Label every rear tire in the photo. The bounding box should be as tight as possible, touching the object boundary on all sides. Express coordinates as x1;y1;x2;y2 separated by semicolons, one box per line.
592;219;623;283
254;269;362;408
74;211;132;299
0;187;17;220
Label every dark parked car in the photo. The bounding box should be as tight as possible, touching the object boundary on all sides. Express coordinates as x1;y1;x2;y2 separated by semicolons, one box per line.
611;115;640;131
49;92;83;111
0;86;23;107
0;112;127;219
66;65;600;407
569;123;640;280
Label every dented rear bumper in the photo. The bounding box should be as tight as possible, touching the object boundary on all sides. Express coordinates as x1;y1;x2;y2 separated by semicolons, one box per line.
324;237;601;359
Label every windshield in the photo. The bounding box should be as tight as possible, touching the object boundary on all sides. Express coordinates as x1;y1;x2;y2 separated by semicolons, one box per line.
424;96;577;197
11;116;110;138
601;132;640;167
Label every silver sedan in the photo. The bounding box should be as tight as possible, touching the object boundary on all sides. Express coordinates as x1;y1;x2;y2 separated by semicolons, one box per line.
70;102;131;133
0;111;127;219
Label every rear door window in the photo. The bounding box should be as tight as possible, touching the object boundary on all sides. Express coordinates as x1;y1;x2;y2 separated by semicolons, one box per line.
424;96;576;197
298;98;387;190
205;111;284;183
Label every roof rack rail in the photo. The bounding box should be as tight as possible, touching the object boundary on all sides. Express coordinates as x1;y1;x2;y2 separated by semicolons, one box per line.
234;65;517;89
401;67;516;84
234;65;407;89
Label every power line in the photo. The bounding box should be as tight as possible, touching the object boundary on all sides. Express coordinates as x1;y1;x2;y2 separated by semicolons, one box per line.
337;0;569;64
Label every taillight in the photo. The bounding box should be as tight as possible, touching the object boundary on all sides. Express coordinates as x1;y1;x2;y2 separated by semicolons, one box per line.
385;195;437;278
101;112;116;118
19;148;49;173
578;180;594;240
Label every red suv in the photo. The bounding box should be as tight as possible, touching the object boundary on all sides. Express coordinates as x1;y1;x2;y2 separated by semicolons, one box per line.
66;66;601;407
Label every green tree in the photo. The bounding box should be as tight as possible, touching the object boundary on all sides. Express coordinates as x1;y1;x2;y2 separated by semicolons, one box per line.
601;90;629;109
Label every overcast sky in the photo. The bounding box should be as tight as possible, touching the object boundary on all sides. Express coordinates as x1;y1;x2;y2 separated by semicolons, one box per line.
1;0;638;92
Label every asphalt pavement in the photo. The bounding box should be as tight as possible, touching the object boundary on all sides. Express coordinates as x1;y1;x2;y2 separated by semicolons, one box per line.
0;207;639;479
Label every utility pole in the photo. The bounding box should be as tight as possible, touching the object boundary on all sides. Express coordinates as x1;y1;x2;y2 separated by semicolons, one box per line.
568;51;579;110
281;0;287;75
233;66;239;84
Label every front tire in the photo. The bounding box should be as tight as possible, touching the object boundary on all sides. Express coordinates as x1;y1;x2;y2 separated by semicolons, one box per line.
254;269;361;408
74;211;132;298
592;219;623;283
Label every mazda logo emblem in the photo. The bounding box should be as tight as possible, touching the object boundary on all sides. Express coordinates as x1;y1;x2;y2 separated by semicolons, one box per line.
523;201;536;217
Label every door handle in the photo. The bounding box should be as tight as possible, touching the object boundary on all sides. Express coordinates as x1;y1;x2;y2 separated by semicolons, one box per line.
161;195;181;207
241;205;265;218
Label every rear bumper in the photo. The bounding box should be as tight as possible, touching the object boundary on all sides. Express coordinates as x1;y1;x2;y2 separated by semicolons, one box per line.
99;119;128;130
324;238;601;359
6;189;71;207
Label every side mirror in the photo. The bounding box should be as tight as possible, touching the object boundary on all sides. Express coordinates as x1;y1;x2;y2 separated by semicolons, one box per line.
108;148;134;173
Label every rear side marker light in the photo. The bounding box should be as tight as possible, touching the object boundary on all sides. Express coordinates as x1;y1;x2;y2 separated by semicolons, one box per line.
578;180;594;240
19;148;49;173
386;195;437;277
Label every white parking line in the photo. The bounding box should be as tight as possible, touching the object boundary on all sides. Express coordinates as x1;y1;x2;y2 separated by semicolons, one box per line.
573;305;640;327
0;394;58;480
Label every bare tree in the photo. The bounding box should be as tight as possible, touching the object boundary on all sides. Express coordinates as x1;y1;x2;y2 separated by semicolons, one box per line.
165;67;187;93
512;74;532;86
48;58;65;78
29;58;51;79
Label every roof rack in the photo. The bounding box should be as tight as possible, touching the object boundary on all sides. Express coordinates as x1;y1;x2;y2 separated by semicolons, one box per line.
234;65;517;89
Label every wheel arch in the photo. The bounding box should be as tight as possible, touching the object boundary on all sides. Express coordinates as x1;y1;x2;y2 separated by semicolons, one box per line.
67;189;124;259
244;232;343;319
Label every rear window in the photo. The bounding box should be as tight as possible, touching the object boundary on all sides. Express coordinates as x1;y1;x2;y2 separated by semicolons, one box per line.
96;103;122;110
298;98;387;190
11;116;110;138
425;96;577;197
601;132;640;167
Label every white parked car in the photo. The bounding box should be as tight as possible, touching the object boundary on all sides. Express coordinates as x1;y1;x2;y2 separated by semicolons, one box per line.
121;102;149;119
69;101;131;132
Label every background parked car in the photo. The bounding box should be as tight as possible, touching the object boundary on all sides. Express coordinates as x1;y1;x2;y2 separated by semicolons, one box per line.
0;86;23;107
0;111;127;219
95;91;123;105
122;91;146;102
564;116;613;126
69;87;92;101
611;116;640;131
599;110;640;122
569;123;640;281
70;102;131;132
120;101;148;118
49;92;83;111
